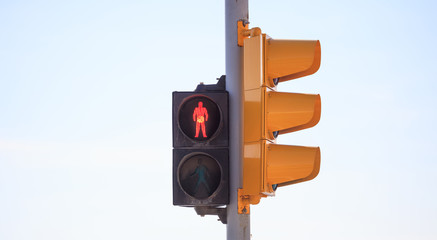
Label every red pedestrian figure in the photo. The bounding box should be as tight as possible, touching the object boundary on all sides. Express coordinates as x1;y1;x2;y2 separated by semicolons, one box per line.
193;101;208;138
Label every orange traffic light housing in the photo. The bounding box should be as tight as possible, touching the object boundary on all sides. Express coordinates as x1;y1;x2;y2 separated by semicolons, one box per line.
239;30;322;214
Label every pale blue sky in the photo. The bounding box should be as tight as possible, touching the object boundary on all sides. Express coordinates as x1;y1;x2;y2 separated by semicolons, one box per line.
1;0;436;239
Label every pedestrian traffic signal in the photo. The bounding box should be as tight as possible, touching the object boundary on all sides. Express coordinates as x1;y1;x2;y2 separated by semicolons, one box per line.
173;77;229;207
178;96;220;141
238;28;322;213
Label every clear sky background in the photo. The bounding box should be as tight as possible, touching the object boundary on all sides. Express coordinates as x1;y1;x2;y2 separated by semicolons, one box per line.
1;0;436;239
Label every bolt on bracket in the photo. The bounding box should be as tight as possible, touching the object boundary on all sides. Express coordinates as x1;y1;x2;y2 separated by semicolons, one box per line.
238;20;262;47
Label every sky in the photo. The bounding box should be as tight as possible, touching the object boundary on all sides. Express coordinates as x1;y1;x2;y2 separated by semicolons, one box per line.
1;0;437;239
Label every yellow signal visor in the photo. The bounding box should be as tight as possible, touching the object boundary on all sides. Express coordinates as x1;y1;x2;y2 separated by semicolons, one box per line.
266;91;321;135
266;144;320;188
266;39;321;83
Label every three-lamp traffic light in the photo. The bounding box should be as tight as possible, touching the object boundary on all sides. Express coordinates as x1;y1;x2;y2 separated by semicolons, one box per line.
172;77;229;207
238;25;322;213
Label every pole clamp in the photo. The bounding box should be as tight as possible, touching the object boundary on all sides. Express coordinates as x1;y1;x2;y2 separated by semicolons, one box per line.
238;20;262;47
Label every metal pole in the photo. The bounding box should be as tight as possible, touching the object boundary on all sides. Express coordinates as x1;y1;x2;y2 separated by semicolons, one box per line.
225;0;249;239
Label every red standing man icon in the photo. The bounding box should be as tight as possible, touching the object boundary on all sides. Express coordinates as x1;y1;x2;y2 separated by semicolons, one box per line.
193;101;208;138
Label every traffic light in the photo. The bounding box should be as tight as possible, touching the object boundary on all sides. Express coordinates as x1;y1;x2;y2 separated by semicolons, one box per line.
173;77;229;207
238;27;322;213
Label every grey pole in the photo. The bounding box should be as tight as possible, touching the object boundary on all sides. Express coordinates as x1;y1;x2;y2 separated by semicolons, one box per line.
225;0;250;239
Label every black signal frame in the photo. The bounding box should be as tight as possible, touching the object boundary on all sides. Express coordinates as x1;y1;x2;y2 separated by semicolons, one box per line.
172;77;229;207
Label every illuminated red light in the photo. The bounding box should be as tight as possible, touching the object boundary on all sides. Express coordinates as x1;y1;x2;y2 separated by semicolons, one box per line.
193;101;209;138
